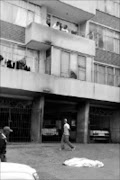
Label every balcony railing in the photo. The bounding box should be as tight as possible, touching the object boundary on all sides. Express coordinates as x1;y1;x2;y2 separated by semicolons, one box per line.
25;22;95;56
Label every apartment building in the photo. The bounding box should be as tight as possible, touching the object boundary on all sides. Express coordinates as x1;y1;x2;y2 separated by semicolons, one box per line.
0;0;120;143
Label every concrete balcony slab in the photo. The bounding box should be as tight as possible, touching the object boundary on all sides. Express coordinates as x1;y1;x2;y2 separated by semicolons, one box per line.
26;23;95;56
28;0;96;23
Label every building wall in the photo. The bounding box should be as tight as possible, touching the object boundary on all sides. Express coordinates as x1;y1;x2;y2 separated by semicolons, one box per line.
0;0;120;143
91;10;120;31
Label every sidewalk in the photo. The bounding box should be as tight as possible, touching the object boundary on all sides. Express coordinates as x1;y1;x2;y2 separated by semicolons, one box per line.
7;143;120;180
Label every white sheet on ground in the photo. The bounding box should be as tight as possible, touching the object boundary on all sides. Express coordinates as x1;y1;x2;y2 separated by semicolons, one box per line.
63;158;104;168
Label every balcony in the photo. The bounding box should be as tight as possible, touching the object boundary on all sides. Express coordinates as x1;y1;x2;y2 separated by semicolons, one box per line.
28;0;96;23
1;67;120;103
26;23;95;56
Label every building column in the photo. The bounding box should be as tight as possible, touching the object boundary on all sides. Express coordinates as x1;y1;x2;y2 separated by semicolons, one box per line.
41;6;47;25
76;102;90;143
31;96;45;143
110;110;120;143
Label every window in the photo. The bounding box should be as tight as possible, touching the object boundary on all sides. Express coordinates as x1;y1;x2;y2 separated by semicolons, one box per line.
114;32;120;54
1;1;27;27
94;64;98;83
97;26;104;48
89;23;104;48
98;65;106;84
89;23;120;54
89;23;97;41
0;1;41;27
61;51;70;77
93;63;120;87
78;56;86;81
70;53;78;79
114;1;120;17
107;67;114;85
94;64;106;84
0;41;38;72
115;68;120;87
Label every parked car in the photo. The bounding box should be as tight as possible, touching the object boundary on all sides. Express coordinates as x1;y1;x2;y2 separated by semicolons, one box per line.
90;129;110;142
1;162;39;180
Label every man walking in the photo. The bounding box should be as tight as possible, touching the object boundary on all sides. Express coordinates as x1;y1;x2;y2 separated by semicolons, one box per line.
60;118;75;151
0;126;13;162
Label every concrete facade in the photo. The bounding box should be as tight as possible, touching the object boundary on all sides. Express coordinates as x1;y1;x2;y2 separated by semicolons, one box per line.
31;96;45;142
110;110;120;143
76;102;89;143
1;67;120;103
0;0;120;143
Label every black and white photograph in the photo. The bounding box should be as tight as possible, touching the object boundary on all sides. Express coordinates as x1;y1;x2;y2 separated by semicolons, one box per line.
0;0;120;180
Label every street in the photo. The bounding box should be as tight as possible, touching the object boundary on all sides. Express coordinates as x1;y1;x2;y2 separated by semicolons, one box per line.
7;143;120;180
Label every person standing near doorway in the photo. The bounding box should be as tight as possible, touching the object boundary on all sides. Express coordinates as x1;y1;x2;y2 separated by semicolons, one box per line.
60;118;75;151
0;126;13;162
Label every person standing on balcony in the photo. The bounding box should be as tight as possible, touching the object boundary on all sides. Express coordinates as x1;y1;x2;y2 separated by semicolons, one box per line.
61;25;69;33
60;118;75;151
0;126;13;162
52;21;61;30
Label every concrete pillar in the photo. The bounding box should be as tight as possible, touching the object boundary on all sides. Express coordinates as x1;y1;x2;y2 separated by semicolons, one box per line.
76;102;90;143
41;6;47;25
31;96;45;143
110;110;120;143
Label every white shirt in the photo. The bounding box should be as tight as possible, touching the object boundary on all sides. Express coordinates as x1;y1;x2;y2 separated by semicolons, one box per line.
64;123;70;135
52;24;60;30
62;28;69;33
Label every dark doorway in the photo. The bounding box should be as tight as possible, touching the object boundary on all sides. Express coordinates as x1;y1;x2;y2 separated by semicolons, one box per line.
0;107;31;142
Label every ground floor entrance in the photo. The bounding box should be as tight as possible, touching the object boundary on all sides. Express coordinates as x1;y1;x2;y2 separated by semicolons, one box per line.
0;96;120;143
43;99;77;142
